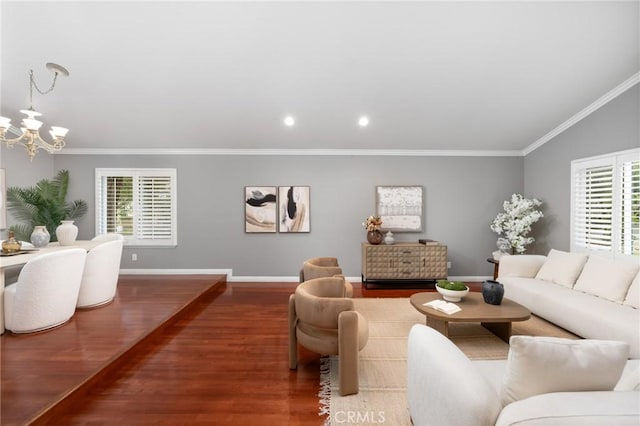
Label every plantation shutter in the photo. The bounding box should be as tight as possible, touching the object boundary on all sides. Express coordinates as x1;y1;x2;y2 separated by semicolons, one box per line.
571;148;640;260
95;169;177;246
136;175;174;241
97;176;134;236
572;160;614;253
619;154;640;256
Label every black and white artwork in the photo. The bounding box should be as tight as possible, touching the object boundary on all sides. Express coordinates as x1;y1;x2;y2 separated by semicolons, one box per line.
0;169;5;230
245;186;277;233
0;169;7;229
278;186;310;233
376;185;423;232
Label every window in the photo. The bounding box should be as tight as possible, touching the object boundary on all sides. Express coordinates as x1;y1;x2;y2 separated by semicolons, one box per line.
571;148;639;260
95;168;177;246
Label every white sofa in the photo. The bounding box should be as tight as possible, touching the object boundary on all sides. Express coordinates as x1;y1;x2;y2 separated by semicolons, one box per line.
407;324;640;426
497;250;640;358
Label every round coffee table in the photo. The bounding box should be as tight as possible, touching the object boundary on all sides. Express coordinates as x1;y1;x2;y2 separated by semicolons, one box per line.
410;292;530;342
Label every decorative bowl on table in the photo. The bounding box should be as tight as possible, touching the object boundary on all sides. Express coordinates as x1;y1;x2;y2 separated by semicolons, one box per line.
436;280;469;302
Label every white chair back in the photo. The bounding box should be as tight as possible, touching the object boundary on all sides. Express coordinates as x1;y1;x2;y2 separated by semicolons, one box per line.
92;233;124;242
77;239;124;308
4;248;86;333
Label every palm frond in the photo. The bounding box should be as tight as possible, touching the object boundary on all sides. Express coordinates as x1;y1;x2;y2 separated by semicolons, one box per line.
66;200;88;219
51;169;70;203
9;223;34;242
6;170;86;242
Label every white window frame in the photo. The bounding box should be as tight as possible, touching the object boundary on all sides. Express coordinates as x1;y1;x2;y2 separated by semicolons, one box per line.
95;168;177;247
570;148;639;262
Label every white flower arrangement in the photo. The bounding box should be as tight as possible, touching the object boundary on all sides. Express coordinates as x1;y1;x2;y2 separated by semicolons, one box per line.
490;194;543;254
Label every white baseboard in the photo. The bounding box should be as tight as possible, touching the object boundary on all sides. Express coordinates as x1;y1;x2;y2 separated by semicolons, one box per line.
120;268;232;276
119;269;492;283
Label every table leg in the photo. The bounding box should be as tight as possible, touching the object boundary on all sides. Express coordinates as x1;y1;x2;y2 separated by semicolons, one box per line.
482;322;511;343
426;317;449;337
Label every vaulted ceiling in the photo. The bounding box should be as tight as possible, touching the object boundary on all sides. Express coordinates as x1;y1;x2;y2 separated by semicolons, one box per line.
1;1;638;154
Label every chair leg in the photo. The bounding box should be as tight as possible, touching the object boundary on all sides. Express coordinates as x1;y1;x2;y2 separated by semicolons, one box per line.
338;310;359;396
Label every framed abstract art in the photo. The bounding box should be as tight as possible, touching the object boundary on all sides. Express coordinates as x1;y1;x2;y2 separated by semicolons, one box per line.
0;169;5;230
245;186;277;233
375;185;423;232
278;186;310;233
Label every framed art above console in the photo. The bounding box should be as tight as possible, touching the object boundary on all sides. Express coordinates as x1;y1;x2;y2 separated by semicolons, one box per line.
376;185;423;232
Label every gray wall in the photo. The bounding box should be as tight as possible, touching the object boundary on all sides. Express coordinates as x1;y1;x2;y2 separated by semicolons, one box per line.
1;145;55;233
524;85;640;254
4;85;637;278
1;145;54;188
50;154;523;278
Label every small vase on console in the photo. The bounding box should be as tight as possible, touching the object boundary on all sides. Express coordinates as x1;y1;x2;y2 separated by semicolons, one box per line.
367;230;383;245
30;225;51;248
384;231;395;245
56;220;78;246
482;280;504;305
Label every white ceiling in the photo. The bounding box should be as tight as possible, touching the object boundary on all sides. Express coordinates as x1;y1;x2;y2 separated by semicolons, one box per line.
1;1;638;154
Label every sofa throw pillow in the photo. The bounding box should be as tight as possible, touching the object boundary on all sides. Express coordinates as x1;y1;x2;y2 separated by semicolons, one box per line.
574;256;640;303
501;336;629;406
615;364;640;391
534;249;588;288
623;272;640;309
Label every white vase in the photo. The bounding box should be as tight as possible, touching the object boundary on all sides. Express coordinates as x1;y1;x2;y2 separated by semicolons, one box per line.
384;231;395;245
56;220;78;246
30;225;51;248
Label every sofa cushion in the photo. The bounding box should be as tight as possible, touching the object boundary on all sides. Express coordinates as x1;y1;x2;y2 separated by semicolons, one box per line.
574;256;640;303
534;249;588;288
501;275;640;358
623;272;640;309
615;361;640;391
496;391;640;426
501;336;629;406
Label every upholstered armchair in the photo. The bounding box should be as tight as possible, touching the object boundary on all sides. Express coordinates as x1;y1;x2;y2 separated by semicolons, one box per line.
77;239;124;308
300;256;349;283
4;248;87;333
288;276;369;396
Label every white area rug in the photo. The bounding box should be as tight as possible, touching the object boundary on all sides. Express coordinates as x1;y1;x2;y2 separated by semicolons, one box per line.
320;297;578;426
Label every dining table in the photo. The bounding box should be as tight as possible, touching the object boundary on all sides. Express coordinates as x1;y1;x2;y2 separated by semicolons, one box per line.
0;240;103;334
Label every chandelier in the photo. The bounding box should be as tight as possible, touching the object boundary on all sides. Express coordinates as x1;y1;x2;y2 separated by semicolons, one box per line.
0;63;70;161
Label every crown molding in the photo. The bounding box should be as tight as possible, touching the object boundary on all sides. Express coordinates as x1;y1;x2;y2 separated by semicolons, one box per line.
58;148;523;157
522;72;640;156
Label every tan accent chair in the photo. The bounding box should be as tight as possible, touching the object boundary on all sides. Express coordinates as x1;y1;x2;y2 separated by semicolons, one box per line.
300;257;353;296
289;276;369;396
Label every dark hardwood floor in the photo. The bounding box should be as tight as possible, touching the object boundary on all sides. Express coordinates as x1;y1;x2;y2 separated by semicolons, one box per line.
1;276;480;425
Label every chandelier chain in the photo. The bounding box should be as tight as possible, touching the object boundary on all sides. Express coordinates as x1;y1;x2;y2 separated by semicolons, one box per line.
28;69;59;108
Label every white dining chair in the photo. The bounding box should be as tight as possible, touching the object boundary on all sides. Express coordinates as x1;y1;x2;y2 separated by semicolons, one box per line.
76;239;124;308
4;248;87;333
92;233;125;242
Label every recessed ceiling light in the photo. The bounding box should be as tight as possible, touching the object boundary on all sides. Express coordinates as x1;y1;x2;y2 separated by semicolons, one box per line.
284;116;295;127
358;116;370;127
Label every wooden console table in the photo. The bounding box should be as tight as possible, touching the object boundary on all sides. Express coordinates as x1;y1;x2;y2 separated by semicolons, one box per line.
361;242;447;288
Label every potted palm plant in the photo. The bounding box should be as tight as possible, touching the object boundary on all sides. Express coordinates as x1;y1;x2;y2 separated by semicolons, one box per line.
6;169;88;242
